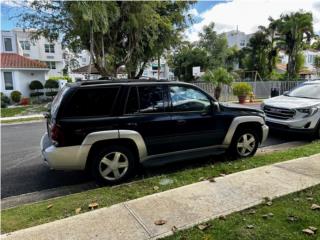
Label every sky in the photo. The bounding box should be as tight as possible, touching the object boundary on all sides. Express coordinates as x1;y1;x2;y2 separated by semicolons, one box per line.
1;0;320;42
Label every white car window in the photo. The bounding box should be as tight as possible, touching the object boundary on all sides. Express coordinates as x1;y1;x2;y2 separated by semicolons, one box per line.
288;84;320;99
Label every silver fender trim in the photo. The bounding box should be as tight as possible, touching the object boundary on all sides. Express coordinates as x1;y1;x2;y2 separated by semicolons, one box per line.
81;129;147;164
223;116;267;146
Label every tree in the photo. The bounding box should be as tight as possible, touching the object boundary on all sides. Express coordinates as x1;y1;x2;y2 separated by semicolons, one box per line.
276;11;313;79
18;1;193;78
202;67;234;100
243;31;270;78
198;23;229;69
311;36;320;50
314;55;320;76
171;45;209;82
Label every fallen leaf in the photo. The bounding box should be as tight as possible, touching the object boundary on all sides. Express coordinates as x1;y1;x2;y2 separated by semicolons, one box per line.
311;204;320;210
171;226;178;232
197;223;211;231
154;219;167;225
263;197;272;202
47;204;53;209
246;224;254;229
287;215;298;222
266;201;273;206
219;215;226;220
207;176;216;183
268;213;274;217
248;209;256;215
265;171;270;174
199;177;206;182
302;229;315;235
153;186;159;191
308;226;317;232
306;197;313;201
219;173;226;177
293;198;300;202
88;202;99;210
75;208;81;214
262;213;274;219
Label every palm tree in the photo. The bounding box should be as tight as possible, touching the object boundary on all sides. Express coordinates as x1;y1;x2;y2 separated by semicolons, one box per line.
276;11;313;79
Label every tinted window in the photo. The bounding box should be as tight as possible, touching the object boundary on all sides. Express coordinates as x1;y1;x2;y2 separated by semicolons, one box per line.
170;86;211;112
138;86;165;113
4;38;12;51
3;72;13;90
125;87;139;114
64;87;119;117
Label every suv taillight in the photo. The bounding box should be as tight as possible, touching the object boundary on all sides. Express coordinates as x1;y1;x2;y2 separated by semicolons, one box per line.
51;124;64;146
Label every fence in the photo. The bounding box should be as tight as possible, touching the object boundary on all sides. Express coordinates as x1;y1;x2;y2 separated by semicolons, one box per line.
192;81;304;102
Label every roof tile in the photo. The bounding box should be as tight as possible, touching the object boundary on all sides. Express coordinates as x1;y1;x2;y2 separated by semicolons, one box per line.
0;53;48;69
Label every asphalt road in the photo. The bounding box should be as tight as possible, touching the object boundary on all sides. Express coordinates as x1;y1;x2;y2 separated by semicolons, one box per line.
1;121;300;199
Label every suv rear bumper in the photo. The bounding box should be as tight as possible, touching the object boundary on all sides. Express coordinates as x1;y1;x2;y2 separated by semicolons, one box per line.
40;133;89;170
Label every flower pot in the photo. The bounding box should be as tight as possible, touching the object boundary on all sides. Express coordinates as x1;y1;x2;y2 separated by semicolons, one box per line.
238;95;247;104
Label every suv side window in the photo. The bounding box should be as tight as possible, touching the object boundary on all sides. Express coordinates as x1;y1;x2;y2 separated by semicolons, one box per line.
63;87;119;117
169;86;211;112
138;85;166;113
125;87;139;114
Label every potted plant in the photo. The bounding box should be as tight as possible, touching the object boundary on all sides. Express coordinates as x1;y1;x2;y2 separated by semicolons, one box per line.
202;67;234;100
233;82;253;104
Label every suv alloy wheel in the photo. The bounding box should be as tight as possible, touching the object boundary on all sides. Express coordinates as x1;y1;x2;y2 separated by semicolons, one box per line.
91;145;135;185
229;129;259;158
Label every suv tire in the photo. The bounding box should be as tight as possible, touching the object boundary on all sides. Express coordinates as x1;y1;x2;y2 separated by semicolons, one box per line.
91;145;136;185
228;128;259;159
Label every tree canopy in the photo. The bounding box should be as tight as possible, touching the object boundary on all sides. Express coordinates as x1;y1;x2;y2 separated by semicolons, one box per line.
18;1;193;78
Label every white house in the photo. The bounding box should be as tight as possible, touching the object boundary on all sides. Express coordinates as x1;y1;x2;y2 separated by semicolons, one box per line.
0;53;48;97
278;50;320;79
12;28;65;78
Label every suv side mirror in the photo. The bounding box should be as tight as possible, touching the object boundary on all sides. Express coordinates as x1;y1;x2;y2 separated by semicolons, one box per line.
211;101;220;112
283;91;289;96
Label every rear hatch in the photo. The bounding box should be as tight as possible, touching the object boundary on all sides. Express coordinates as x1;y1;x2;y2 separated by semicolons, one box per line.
45;86;70;139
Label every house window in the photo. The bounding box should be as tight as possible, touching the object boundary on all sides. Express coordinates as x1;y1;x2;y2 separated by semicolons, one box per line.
4;38;13;51
240;39;245;46
46;61;56;69
44;44;55;53
20;40;31;50
3;72;13;90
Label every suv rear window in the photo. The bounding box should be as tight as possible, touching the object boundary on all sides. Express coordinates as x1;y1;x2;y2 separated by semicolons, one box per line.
63;87;119;117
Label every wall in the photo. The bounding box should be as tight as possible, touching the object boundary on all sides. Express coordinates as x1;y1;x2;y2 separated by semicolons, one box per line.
1;69;46;97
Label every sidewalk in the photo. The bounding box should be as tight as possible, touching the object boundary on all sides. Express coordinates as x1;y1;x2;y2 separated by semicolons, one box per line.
2;153;320;240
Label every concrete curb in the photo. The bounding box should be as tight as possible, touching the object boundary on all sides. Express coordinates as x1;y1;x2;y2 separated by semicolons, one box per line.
2;153;320;240
0;114;44;121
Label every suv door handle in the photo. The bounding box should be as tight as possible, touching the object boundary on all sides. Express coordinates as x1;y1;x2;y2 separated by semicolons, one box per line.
176;119;186;125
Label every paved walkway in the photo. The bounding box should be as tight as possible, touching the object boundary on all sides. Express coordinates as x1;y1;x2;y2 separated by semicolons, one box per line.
3;154;320;240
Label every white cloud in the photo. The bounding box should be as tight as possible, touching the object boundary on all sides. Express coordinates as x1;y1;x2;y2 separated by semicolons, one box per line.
188;8;199;17
187;0;320;42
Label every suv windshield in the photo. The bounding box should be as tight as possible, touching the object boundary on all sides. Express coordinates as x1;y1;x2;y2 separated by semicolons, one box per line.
288;84;320;99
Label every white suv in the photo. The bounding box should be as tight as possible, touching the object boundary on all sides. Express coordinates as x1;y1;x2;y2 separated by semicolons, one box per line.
262;80;320;138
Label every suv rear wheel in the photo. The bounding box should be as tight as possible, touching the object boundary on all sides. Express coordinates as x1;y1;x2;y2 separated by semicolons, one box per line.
228;129;259;159
91;145;135;185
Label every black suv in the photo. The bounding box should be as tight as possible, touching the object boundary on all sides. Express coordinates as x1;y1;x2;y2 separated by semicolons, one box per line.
41;80;269;184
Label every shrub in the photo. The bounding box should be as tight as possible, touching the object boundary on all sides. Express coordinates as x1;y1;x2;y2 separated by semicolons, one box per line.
1;92;10;108
48;76;72;83
45;91;58;97
30;92;44;97
233;83;253;96
29;80;44;90
45;79;59;89
10;91;22;103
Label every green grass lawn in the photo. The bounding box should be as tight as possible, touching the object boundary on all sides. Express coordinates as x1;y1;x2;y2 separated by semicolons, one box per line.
0;107;28;117
1;104;47;118
163;185;320;240
1;141;320;234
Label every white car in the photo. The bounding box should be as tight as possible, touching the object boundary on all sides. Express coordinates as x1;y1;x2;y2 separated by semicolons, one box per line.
262;80;320;138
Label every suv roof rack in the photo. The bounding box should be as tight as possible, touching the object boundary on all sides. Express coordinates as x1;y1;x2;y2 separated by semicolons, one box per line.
79;79;171;86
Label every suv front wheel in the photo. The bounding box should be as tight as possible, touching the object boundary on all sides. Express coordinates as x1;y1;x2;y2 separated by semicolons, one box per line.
228;129;259;159
91;145;135;185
